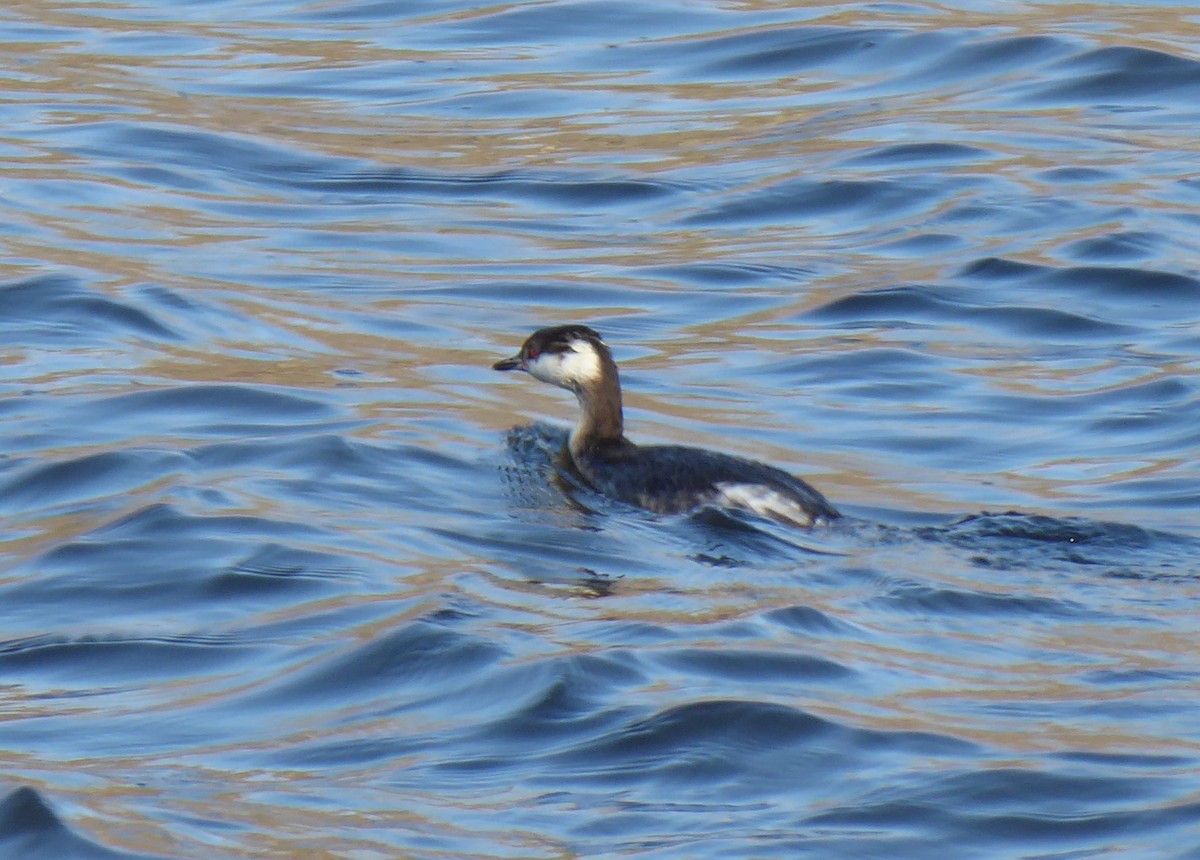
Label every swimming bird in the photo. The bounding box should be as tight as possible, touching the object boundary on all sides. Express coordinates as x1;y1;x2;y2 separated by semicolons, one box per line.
493;324;839;526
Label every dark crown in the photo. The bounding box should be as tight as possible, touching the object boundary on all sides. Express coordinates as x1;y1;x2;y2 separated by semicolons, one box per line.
524;324;604;355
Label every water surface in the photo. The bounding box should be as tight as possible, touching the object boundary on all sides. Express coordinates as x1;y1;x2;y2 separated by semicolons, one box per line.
1;1;1200;857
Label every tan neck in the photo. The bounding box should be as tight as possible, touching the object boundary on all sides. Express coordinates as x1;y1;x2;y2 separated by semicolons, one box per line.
568;354;625;456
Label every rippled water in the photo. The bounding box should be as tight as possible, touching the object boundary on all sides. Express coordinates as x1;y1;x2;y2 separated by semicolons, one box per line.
2;1;1200;857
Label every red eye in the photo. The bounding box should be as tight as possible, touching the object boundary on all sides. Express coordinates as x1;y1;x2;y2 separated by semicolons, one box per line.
527;346;540;359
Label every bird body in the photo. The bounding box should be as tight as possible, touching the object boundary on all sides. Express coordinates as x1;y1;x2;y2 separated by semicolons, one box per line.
494;324;838;526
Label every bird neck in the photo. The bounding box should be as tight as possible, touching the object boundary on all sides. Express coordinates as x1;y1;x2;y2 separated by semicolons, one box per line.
568;361;626;457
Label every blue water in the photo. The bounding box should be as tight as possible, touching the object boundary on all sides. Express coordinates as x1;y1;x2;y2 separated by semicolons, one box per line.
1;1;1199;857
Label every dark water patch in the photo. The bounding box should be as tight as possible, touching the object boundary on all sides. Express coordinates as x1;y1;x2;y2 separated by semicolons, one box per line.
0;396;35;421
241;651;646;770
819;261;1200;338
90;501;321;544
0;275;178;346
295;0;495;23
0;632;259;683
653;647;854;684
916;511;1200;576
0;503;350;634
875;582;1086;620
83;122;685;211
956;256;1045;282
1177;176;1200;201
928;375;1198;456
1028;46;1200;105
360;86;600;121
0;786;169;860
681;26;901;79
974;304;1132;339
251;734;419;771
631;261;816;289
588;26;1081;102
683;177;932;227
761;605;860;637
1057;230;1164;263
1083;380;1199;439
808;765;1200;856
302;168;681;210
907;34;1077;84
575;620;682;648
447;523;665;584
542;699;974;792
960;257;1200;308
475;653;649;747
933;767;1200;842
74;384;340;439
870;231;969;258
974;380;1195;430
244;620;506;711
81;123;329;195
116;164;210;193
192;433;380;474
415;280;655;309
927;511;1159;548
420;0;731;49
208;543;367;596
932;194;1123;243
1035;166;1117;184
1092;478;1200;526
127;282;255;341
808;285;963;325
1063;265;1200;305
544;698;840;783
1054;750;1196;769
1080;667;1199;689
506;653;646;722
0;449;189;516
841;142;990;168
809;285;1129;340
188;434;456;515
761;345;945;385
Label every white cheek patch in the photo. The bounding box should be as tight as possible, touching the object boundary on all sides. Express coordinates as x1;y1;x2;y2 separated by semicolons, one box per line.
525;352;566;386
526;338;602;388
714;482;816;527
558;339;602;384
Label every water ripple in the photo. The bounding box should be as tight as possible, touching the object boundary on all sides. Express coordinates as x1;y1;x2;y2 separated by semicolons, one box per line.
0;275;178;345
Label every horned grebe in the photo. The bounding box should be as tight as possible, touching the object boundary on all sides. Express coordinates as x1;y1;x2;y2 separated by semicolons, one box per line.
493;324;839;526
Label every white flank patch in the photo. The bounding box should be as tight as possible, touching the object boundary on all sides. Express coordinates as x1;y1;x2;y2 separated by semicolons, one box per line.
714;482;814;526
